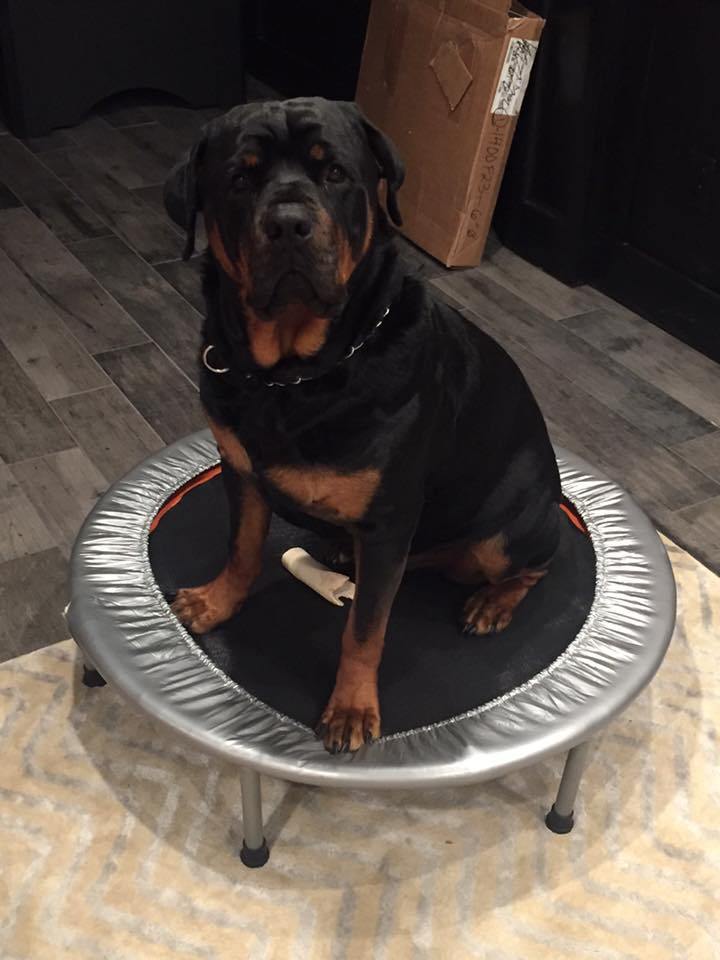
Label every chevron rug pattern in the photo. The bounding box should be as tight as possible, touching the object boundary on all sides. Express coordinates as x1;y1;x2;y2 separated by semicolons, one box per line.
1;538;718;960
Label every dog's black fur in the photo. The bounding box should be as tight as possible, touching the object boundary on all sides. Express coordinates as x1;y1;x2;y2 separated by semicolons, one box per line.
164;97;561;753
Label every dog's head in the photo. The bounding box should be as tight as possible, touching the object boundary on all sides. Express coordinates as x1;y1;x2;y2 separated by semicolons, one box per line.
164;98;403;346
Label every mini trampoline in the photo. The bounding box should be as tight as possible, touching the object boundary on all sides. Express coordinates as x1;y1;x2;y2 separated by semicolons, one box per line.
68;430;676;868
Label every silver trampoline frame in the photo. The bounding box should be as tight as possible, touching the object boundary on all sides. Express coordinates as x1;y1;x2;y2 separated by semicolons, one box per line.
68;430;676;866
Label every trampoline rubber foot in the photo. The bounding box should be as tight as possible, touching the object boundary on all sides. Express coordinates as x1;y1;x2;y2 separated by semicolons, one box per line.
82;666;107;688
240;839;270;868
545;804;574;834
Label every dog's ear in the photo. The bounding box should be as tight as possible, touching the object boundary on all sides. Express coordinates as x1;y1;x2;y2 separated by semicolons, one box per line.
164;134;206;260
349;105;405;227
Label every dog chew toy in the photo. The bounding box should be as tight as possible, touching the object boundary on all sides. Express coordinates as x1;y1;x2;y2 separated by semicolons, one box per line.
281;547;355;606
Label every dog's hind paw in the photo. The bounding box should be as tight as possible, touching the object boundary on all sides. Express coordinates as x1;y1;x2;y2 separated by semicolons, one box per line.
462;584;518;635
462;569;547;636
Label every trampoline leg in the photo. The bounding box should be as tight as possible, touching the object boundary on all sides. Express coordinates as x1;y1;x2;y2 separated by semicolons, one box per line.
545;740;593;835
81;655;106;688
239;767;269;868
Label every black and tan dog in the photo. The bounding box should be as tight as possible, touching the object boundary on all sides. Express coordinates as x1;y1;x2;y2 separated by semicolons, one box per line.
164;97;562;754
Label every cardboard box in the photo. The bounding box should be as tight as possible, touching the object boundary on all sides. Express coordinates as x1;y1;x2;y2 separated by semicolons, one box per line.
356;0;544;267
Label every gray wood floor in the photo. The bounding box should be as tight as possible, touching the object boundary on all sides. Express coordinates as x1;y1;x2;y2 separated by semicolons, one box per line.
1;95;718;665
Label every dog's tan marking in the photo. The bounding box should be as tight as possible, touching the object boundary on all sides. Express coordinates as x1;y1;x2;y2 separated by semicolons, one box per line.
463;569;548;635
241;152;260;167
309;143;326;161
288;314;330;358
244;305;330;368
171;424;270;634
227;481;270;588
447;533;511;583
172;418;268;633
334;200;374;287
208;418;252;475
171;480;270;633
207;222;240;282
319;660;381;752
244;310;281;367
409;532;510;584
236;248;253;294
318;535;404;752
359;201;375;260
335;227;355;287
266;465;381;522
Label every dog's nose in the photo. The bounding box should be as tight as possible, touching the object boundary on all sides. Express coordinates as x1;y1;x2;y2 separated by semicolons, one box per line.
264;203;313;243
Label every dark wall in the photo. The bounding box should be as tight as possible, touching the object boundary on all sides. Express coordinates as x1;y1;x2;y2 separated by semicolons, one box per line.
247;0;370;100
494;0;620;285
1;0;246;136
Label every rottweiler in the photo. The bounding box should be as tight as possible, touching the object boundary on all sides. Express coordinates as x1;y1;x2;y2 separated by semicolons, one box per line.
163;97;562;754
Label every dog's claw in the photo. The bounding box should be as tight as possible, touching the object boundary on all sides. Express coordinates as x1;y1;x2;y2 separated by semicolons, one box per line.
318;699;381;754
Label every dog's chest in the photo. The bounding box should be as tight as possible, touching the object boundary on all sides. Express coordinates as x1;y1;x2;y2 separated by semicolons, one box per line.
210;416;380;523
264;464;380;522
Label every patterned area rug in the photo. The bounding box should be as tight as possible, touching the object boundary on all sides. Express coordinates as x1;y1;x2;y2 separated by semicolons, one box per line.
1;539;718;960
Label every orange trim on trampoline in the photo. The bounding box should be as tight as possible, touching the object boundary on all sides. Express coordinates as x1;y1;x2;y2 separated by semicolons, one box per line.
150;464;222;533
559;501;588;535
150;467;589;540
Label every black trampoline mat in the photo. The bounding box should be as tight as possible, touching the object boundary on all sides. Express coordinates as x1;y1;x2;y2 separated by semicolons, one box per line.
149;474;596;735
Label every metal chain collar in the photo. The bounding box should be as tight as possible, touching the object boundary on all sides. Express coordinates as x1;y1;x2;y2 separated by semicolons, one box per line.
202;305;391;386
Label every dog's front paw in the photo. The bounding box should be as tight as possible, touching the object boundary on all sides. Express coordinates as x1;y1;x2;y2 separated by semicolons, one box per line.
317;683;381;754
170;579;241;634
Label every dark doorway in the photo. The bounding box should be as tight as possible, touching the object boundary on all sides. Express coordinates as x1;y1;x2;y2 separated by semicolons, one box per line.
495;0;720;363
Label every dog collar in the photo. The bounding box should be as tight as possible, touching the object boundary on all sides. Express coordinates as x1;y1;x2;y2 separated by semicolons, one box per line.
202;305;391;386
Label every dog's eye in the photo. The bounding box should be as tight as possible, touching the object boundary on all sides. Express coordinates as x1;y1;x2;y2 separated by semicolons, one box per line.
231;172;248;191
326;164;347;184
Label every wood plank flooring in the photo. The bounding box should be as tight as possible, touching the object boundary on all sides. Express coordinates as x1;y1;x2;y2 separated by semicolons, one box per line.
0;94;718;665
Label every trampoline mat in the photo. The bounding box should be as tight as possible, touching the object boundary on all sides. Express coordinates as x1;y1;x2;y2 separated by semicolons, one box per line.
149;472;596;735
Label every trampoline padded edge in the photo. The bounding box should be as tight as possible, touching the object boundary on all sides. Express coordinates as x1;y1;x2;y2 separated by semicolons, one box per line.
66;430;677;790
